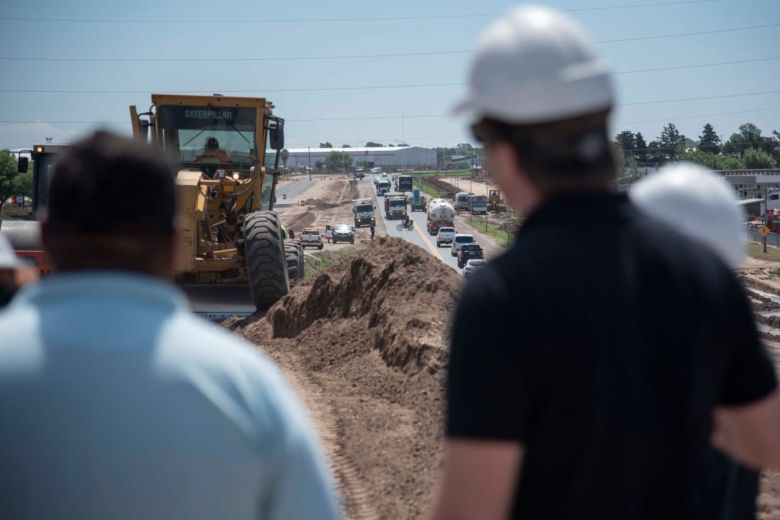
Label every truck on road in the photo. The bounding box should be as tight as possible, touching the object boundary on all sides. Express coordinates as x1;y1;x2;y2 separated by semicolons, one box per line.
454;192;471;211
410;189;427;212
376;179;391;196
352;199;376;228
469;195;488;215
385;193;408;220
397;174;413;193
426;198;456;235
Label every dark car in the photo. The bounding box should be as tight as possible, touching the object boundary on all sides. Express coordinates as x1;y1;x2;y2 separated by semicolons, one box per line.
457;243;484;268
332;223;355;244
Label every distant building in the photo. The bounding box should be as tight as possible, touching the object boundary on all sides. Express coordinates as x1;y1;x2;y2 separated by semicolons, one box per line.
283;146;436;170
719;169;780;199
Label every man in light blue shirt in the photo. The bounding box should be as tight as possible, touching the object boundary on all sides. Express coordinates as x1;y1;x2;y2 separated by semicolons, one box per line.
0;132;341;519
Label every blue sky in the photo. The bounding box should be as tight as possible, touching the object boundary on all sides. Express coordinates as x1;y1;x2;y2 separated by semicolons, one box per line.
0;0;778;150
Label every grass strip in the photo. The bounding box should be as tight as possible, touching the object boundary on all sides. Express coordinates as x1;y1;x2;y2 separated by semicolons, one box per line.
303;244;370;279
748;241;780;262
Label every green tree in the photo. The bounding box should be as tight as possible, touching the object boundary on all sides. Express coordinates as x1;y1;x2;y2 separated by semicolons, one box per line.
319;142;333;148
658;123;687;161
742;147;777;169
679;149;744;170
0;150;23;211
724;123;770;157
634;132;649;165
12;170;33;199
324;151;352;172
341;144;351;148
615;131;635;152
698;123;721;154
647;141;665;165
280;148;289;167
365;141;384;147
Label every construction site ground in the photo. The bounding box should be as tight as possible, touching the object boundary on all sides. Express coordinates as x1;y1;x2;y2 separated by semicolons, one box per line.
226;174;780;519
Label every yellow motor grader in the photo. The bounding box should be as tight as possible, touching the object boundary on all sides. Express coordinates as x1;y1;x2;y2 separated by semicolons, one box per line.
130;94;302;311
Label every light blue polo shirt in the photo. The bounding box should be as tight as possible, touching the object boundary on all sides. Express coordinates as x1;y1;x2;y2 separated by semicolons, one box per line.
0;272;341;520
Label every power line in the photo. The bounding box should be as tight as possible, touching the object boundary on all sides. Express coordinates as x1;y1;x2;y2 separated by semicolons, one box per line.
617;55;780;74
0;1;718;24
623;88;780;106
0;82;467;95
1;21;777;64
2;55;778;96
622;105;780;125
1;90;778;126
596;22;780;44
4;54;780;97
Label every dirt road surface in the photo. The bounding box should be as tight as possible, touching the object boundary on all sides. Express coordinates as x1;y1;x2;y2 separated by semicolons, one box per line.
228;237;460;518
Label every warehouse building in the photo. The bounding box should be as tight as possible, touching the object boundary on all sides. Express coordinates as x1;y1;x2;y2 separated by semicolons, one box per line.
284;146;436;170
720;169;780;199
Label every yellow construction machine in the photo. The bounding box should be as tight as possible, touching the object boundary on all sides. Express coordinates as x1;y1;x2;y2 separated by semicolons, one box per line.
130;94;302;312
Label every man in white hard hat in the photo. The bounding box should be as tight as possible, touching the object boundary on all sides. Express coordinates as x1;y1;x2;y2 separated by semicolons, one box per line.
631;162;747;269
631;163;759;520
433;6;780;520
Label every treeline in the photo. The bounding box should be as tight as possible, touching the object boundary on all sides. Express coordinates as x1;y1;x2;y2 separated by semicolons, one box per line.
614;122;780;171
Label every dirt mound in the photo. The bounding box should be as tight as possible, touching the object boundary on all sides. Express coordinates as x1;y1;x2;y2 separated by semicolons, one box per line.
267;237;456;374
232;237;461;518
302;198;348;210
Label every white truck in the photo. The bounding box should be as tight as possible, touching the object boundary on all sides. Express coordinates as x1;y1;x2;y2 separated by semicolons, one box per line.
469;195;488;215
426;198;456;235
376;179;391;196
352;199;376;228
454;192;471;211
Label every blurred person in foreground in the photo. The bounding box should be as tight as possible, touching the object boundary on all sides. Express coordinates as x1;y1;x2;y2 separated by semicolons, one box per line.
431;6;780;520
0;132;341;520
631;163;757;520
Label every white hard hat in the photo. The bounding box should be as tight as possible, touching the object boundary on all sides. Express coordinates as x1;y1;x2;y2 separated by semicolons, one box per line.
630;163;747;268
454;5;614;124
0;233;20;269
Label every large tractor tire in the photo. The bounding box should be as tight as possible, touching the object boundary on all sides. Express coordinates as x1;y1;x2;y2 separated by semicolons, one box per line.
243;211;290;310
285;239;304;281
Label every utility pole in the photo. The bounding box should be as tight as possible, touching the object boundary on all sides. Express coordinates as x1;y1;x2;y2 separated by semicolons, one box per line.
308;146;311;181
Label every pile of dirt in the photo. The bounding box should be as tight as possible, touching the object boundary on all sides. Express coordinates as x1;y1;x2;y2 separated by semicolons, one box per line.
302;198;348;210
232;236;462;518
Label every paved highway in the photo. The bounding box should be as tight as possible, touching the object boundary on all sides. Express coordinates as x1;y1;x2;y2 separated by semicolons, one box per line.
277;177;318;200
367;174;462;274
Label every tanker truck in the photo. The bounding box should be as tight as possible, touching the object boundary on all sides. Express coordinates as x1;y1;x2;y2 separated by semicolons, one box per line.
426;198;456;235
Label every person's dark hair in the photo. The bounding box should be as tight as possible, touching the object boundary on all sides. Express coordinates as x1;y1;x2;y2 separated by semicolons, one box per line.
205;137;219;151
45;131;177;273
471;110;616;195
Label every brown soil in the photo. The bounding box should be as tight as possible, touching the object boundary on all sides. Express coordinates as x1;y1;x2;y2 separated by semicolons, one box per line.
229;237;461;519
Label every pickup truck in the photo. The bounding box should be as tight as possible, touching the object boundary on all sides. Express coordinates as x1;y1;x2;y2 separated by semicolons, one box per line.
450;233;476;257
436;227;456;247
301;228;324;250
457;243;484;268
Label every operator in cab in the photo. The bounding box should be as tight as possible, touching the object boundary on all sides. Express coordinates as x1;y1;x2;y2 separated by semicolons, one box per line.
196;137;230;165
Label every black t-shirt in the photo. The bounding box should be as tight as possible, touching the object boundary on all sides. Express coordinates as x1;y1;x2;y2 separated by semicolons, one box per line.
446;192;777;520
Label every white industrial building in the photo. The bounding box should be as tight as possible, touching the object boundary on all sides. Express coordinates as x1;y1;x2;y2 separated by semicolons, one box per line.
284;146;436;169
